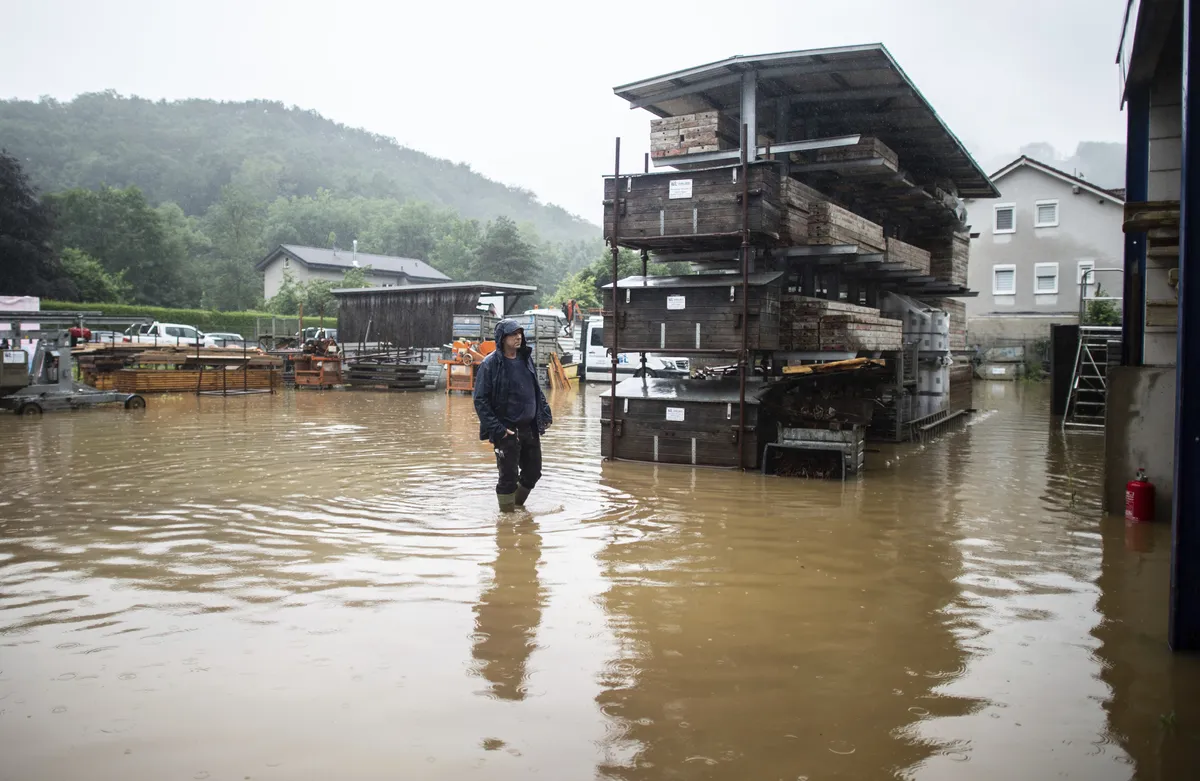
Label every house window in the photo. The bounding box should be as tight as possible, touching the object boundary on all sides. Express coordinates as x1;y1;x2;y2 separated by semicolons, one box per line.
993;264;1016;295
994;204;1016;234
1034;262;1059;294
1035;200;1060;228
1077;260;1095;285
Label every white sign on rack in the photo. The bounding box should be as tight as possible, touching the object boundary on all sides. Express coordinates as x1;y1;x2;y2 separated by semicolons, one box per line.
990;366;1007;375
665;407;685;422
668;179;693;199
3;351;25;364
666;295;686;310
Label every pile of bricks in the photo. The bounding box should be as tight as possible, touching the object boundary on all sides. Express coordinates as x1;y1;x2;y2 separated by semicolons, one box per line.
928;230;970;287
885;237;932;275
650;111;738;160
780;295;903;351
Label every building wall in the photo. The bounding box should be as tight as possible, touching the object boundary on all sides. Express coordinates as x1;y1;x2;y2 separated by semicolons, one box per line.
1145;55;1182;367
261;256;398;300
964;166;1124;344
1105;366;1176;521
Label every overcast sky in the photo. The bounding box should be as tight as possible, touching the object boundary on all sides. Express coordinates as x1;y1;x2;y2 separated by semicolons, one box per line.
4;0;1128;224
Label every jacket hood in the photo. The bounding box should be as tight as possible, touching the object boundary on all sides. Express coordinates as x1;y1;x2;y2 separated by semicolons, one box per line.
494;318;527;348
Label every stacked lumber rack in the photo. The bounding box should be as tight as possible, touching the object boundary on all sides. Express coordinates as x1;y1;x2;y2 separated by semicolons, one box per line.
602;126;763;469
345;359;435;391
601;45;1000;467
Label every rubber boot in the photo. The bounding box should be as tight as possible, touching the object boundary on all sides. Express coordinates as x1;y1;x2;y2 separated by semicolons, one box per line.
514;484;532;508
497;492;517;513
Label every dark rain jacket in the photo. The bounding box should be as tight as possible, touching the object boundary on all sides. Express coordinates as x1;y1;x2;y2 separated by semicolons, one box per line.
474;318;552;443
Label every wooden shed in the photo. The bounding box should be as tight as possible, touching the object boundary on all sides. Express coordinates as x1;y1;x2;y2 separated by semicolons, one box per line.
602;272;782;353
332;282;535;347
601;377;763;468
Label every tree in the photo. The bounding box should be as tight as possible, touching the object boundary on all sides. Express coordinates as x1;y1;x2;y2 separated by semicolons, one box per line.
473;216;539;286
59;248;131;302
44;185;190;306
0;150;72;297
201;184;267;310
1085;286;1122;326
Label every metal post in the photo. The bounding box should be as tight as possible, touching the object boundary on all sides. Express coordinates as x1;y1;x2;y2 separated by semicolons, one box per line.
609;137;622;461
738;123;750;471
740;72;757;160
640;249;649;384
1172;0;1200;652
1124;84;1150;366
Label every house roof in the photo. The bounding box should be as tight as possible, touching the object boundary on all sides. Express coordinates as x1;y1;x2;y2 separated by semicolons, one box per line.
330;281;536;296
613;43;998;199
989;156;1126;204
256;244;450;281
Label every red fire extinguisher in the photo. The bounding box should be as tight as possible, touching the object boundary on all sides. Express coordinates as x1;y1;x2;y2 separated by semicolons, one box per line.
1125;468;1155;523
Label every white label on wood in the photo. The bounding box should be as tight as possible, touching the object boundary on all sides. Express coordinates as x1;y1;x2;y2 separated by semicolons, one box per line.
990;366;1007;375
623;399;629;413
667;295;686;310
666;407;685;422
668;179;693;199
3;351;25;364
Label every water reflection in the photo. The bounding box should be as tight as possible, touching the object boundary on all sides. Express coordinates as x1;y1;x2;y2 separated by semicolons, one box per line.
471;518;545;701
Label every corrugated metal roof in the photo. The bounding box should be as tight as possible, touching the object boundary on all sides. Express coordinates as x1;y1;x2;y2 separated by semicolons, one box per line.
613;44;999;199
256;244;450;281
330;281;535;295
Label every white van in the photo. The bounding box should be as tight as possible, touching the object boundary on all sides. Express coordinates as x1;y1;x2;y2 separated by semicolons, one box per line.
578;316;689;382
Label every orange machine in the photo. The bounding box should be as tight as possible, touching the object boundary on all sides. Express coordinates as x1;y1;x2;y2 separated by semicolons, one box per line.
439;339;495;393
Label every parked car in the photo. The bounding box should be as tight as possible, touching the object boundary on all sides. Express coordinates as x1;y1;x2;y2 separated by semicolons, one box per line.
202;332;246;348
122;322;204;346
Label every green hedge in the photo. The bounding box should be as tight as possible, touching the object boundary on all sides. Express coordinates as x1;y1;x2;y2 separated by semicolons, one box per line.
41;301;337;336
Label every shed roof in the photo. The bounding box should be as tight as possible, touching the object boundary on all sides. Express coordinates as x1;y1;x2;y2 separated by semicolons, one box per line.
256;244;450;281
602;272;783;289
613;44;998;199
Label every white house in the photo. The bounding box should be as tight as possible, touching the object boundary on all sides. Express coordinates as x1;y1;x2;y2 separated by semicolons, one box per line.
964;156;1125;343
256;244;450;301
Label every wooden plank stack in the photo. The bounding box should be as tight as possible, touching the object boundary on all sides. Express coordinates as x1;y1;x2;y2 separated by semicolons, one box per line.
345;361;434;391
807;201;886;251
927;230;970;287
814;136;900;172
779;296;903;351
885;237;932;275
649;111;739;160
602;275;782;352
779;178;830;245
948;361;973;413
603;162;781;246
114;368;280;393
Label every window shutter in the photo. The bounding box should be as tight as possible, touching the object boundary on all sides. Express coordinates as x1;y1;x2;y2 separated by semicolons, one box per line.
1037;273;1057;292
1078;262;1095;284
1037;203;1057;225
996;208;1014;231
995;268;1015;293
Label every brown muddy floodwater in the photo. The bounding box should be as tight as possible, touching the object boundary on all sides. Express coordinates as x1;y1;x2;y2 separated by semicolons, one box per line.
0;382;1197;780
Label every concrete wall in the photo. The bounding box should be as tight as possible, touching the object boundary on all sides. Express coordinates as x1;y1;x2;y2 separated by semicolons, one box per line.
1145;56;1182;367
965;165;1124;343
1105;366;1176;521
967;314;1080;344
261;256;398;300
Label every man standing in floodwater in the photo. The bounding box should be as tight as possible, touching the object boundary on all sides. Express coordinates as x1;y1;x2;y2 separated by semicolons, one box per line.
473;319;553;512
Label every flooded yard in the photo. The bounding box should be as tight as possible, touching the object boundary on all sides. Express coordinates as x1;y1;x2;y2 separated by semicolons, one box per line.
0;382;1196;780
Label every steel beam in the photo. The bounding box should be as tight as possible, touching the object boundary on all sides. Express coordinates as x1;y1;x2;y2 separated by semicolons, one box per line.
1123;84;1150;366
741;71;758;161
1171;0;1200;652
651;135;861;168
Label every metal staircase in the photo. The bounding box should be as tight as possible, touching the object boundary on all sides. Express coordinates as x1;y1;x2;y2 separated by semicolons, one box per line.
1062;326;1122;431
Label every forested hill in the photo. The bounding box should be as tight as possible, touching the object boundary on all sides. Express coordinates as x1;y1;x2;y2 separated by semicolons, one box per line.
0;91;597;243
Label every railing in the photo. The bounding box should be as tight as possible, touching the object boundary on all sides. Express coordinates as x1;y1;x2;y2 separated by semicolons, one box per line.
1079;268;1125;325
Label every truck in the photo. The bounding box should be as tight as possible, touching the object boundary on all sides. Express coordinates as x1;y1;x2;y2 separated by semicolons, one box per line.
577;316;690;382
122;321;204;347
